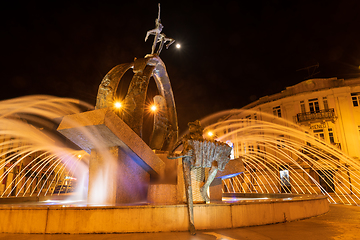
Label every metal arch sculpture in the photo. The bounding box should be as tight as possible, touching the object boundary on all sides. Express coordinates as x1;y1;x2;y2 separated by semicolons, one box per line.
95;54;179;151
96;63;134;109
95;4;178;150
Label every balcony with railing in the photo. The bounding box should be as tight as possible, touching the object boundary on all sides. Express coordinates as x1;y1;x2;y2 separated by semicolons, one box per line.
331;142;341;150
296;108;336;123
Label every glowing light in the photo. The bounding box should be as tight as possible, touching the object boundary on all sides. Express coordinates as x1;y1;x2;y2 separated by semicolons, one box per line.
176;43;181;49
150;105;157;112
77;154;82;158
114;102;122;109
207;131;214;137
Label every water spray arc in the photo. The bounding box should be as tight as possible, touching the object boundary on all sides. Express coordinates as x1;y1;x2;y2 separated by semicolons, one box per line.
0;96;91;199
204;109;360;205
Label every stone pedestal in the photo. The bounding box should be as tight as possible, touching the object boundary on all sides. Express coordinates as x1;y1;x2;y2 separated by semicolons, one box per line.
209;178;223;201
57;108;165;205
147;151;178;204
208;157;245;202
147;184;177;204
147;156;245;205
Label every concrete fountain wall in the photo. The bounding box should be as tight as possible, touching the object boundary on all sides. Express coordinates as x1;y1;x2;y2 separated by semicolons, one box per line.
0;194;328;234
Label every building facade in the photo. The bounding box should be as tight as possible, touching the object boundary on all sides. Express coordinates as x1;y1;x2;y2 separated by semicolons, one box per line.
215;77;360;197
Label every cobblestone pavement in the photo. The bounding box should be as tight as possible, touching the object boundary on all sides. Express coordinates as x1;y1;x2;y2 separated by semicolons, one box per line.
0;204;359;240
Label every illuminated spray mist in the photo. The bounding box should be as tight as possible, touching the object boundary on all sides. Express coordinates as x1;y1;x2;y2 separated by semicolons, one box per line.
202;109;360;205
0;95;116;203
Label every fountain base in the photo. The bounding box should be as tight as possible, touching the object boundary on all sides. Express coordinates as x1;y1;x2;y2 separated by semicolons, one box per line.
0;193;328;234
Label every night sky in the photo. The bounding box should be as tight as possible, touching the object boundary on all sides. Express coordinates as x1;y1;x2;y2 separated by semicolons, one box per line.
2;1;360;134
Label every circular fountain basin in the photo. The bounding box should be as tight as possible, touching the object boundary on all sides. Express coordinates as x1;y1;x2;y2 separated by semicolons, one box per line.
0;193;328;234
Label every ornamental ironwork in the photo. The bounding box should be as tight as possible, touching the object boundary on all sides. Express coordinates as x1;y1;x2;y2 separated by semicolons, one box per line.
296;108;336;123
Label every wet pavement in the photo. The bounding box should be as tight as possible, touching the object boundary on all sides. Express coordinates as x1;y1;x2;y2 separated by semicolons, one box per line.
0;204;359;240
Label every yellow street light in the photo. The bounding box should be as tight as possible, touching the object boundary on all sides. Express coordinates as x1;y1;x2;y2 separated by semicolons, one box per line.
114;101;122;109
150;104;157;112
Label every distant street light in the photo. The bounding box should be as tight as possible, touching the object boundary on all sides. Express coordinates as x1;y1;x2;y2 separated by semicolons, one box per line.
176;43;181;49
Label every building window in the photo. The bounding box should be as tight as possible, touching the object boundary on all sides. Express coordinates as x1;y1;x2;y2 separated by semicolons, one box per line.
273;106;281;117
277;135;285;148
323;97;329;110
245;115;251;125
226;140;235;159
248;145;254;152
280;169;290;186
351;93;360;107
314;129;324;140
300;101;306;113
328;128;334;144
280;166;291;193
309;98;320;113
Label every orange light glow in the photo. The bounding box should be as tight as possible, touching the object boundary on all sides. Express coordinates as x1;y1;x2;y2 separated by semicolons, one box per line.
150;105;157;112
114;102;122;109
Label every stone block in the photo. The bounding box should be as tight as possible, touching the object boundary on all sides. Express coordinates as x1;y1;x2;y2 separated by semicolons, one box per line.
194;204;232;230
58;108;165;177
216;157;244;179
154;151;177;183
209;178;223;201
0;207;47;233
147;184;177;204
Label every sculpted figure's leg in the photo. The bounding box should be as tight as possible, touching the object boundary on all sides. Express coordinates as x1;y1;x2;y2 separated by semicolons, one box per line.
151;32;160;54
157;39;165;55
200;165;218;203
182;157;196;235
165;39;175;49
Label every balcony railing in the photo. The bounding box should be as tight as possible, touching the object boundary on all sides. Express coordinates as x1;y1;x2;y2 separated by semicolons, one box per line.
331;142;341;150
296;108;336;123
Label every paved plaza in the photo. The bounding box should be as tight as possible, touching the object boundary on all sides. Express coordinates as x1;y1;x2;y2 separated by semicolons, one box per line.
0;204;359;240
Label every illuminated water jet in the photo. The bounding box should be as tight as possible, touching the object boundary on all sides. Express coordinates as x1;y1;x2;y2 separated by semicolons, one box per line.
203;109;360;206
0;96;91;200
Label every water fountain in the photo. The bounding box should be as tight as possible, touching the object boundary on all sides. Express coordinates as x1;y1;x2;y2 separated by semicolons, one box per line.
202;109;360;206
0;4;330;235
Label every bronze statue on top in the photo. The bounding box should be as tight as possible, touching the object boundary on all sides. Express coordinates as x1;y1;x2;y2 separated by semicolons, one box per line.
145;3;175;55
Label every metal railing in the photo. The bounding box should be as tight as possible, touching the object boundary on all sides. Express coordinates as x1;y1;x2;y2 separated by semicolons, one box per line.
331;142;341;150
296;108;336;123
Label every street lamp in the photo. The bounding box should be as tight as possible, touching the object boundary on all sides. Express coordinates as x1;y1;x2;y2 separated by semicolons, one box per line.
114;101;122;109
150;104;157;112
